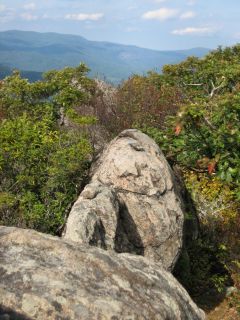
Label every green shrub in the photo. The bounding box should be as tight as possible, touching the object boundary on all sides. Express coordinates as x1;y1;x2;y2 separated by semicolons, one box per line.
143;45;240;299
0;64;95;234
0;114;91;233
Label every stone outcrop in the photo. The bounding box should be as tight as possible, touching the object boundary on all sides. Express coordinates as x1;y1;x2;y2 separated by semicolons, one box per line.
64;129;184;270
63;182;119;249
0;226;205;320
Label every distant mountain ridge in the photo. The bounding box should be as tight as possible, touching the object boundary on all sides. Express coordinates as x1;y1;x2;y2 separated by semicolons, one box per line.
0;30;210;83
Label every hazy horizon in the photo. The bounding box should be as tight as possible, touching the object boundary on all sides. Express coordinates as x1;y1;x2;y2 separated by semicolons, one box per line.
0;0;239;51
0;29;213;52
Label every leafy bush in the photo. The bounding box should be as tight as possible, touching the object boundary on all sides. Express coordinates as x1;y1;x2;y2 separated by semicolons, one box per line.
0;112;91;233
174;172;239;295
0;64;94;234
90;74;182;136
162;45;240;100
141;45;240;297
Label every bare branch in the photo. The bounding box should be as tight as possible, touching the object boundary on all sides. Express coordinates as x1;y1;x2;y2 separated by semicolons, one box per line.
183;82;203;87
209;79;225;98
183;78;226;98
203;116;216;130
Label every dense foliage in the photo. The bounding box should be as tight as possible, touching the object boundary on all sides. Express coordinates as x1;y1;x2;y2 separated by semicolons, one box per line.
152;45;240;199
0;65;95;233
92;73;183;136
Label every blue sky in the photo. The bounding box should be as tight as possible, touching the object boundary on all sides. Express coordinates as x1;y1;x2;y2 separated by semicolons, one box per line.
0;0;239;50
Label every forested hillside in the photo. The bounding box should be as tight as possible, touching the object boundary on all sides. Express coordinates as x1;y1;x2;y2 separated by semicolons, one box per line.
0;44;239;318
0;30;209;84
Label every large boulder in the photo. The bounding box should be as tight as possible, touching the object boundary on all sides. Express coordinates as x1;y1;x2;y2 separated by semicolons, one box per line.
0;226;205;320
64;129;184;270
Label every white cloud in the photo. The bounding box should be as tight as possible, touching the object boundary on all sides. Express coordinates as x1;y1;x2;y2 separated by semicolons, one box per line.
125;26;140;32
142;8;179;21
0;11;15;23
0;5;16;23
233;32;240;39
21;12;38;20
172;27;215;35
127;5;138;11
187;0;197;5
154;0;167;3
23;2;36;10
65;13;104;21
0;4;6;12
180;11;196;19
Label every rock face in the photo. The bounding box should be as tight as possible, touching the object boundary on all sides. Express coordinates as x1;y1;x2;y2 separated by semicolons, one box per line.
0;226;205;320
64;182;119;249
64;129;184;270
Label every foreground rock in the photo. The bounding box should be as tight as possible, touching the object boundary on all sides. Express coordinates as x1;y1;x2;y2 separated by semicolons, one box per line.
0;226;205;320
64;129;184;270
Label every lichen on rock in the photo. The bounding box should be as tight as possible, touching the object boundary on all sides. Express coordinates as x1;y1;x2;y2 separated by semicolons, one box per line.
0;226;205;320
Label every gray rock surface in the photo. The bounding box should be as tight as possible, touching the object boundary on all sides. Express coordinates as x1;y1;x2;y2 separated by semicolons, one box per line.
64;129;184;270
0;226;205;320
64;182;119;249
